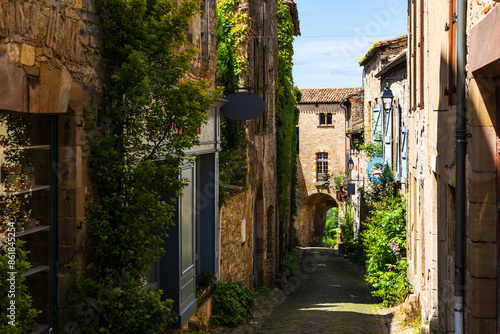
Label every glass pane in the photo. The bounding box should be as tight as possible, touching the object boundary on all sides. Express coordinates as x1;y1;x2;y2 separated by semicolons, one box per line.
181;168;194;273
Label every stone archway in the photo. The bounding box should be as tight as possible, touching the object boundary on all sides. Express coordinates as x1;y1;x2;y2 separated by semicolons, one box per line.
296;193;338;246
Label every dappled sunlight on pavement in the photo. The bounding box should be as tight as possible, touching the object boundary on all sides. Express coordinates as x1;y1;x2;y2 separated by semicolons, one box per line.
249;247;391;334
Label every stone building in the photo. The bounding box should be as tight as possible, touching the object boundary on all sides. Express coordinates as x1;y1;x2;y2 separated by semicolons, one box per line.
407;0;500;331
347;37;408;237
218;0;283;289
0;0;219;330
295;87;362;246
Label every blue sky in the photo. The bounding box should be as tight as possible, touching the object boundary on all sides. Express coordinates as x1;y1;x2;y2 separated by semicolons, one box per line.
292;0;408;89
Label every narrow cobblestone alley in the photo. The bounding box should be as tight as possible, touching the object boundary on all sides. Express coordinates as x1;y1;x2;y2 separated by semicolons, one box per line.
249;248;391;334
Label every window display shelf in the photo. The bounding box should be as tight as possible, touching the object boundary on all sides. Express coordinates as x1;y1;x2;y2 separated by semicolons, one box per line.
23;265;50;277
29;323;50;334
3;145;51;151
1;114;56;329
16;225;50;237
0;185;50;196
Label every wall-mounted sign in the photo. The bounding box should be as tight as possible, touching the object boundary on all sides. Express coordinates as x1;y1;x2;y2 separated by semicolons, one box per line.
221;92;265;121
367;157;384;184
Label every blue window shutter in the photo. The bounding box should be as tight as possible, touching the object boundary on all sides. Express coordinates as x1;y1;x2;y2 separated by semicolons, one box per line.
372;104;383;142
400;126;408;184
384;106;393;166
395;103;401;181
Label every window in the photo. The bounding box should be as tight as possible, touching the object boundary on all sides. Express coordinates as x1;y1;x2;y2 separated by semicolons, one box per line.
319;113;333;126
316;152;328;181
0;114;56;330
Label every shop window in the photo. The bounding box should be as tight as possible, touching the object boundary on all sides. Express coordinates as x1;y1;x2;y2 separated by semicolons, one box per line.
0;114;56;331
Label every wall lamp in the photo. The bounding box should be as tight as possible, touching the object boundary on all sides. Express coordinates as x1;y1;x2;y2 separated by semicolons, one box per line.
347;157;354;172
381;76;404;113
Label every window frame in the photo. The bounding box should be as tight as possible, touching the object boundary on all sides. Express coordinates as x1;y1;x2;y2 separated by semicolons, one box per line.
316;152;329;181
319;113;333;126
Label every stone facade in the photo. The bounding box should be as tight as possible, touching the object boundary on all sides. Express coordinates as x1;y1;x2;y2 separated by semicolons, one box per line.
351;37;408;238
295;88;362;246
407;0;500;331
219;0;282;289
0;3;106;324
0;0;219;329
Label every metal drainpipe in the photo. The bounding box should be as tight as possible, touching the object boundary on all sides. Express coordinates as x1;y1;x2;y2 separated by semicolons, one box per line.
455;0;467;332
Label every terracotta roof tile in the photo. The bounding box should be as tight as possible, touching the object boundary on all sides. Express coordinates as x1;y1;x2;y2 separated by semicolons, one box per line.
298;87;362;104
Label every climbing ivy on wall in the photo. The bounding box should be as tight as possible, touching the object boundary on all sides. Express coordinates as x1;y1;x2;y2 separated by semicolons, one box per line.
216;0;300;244
216;0;251;197
276;1;300;244
61;1;219;332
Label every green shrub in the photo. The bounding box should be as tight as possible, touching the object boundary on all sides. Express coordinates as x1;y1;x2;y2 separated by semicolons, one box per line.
210;281;255;327
196;269;217;296
0;240;40;334
59;1;219;332
280;249;300;281
60;273;176;333
323;208;338;247
362;195;409;306
256;286;272;297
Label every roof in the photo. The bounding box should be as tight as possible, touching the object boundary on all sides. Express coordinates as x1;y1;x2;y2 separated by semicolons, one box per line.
375;52;407;78
298;87;362;104
359;35;408;66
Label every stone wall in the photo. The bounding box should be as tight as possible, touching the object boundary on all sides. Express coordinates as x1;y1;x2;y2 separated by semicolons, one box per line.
219;0;278;288
355;38;407;240
464;1;499;332
361;36;407;143
407;1;499;332
348;94;364;133
0;0;105;304
0;0;218;312
295;102;346;246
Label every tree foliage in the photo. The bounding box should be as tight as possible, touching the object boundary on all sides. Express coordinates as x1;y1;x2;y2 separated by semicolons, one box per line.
62;1;220;332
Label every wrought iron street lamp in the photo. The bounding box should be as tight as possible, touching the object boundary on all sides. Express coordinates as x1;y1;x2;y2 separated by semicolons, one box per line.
347;157;354;172
381;80;394;113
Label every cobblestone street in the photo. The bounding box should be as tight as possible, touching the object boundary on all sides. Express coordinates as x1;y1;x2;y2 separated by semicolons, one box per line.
249;248;392;334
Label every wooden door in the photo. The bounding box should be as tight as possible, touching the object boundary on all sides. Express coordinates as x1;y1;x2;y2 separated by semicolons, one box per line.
179;167;196;324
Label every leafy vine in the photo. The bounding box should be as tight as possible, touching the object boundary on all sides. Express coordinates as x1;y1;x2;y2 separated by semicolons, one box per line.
216;0;251;199
276;1;300;242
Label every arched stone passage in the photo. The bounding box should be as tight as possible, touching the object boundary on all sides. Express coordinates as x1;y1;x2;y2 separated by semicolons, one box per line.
296;193;337;246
